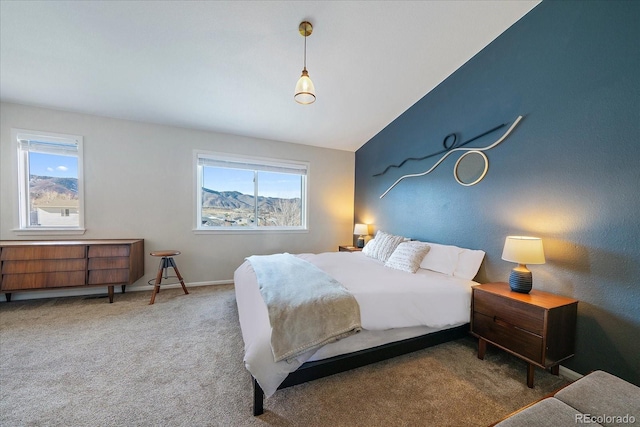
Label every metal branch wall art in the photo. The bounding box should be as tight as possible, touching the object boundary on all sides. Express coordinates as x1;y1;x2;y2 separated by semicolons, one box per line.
373;123;507;177
379;115;523;199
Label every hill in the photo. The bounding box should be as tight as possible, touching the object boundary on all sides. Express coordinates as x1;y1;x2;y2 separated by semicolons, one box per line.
201;188;299;209
29;175;78;197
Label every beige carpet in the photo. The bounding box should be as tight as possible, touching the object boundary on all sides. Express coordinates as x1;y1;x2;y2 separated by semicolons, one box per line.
0;285;568;426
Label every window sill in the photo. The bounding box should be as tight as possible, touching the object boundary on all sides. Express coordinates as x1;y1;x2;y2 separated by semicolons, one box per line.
192;228;308;235
12;228;86;236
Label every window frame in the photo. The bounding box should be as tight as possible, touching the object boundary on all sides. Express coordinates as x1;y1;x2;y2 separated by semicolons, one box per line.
193;150;309;233
12;128;85;235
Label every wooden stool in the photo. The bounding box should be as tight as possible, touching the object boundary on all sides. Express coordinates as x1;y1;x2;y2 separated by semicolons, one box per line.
149;250;189;305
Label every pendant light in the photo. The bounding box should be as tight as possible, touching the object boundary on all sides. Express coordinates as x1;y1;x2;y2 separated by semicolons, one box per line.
294;21;316;104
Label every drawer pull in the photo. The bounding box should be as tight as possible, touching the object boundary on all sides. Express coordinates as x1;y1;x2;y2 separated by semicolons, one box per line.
493;316;541;338
493;316;510;328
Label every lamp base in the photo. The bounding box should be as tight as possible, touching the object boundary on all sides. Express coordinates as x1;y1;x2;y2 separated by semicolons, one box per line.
356;236;365;248
509;269;532;293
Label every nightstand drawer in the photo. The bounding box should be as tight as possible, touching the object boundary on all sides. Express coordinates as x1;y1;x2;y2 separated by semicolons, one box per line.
472;311;543;362
474;290;545;335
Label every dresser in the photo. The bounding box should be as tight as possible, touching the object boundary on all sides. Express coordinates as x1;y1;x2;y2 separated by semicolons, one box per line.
470;282;578;387
0;239;144;303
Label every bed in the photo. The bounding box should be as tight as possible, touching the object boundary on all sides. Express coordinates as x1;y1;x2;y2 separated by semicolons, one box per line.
234;235;485;415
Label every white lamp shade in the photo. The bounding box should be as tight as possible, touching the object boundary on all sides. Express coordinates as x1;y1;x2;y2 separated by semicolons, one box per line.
294;70;316;104
502;236;546;265
353;223;368;236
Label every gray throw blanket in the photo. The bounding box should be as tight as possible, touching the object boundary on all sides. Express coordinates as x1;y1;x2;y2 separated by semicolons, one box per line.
247;253;362;362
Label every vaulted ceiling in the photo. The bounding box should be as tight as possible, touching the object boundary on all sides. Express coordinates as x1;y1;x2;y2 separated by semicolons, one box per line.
0;1;540;151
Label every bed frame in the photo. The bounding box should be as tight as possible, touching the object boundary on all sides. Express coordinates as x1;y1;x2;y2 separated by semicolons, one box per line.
252;323;469;415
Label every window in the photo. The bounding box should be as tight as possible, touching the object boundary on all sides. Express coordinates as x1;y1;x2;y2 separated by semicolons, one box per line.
195;151;308;231
14;129;84;232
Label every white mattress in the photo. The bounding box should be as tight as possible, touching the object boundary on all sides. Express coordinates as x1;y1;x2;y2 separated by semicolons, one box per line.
234;251;478;397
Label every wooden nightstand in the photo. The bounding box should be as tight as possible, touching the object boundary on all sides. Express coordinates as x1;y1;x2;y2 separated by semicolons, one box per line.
470;282;578;388
338;246;362;252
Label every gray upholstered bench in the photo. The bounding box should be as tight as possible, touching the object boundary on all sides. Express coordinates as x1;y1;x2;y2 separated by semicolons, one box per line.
494;371;640;427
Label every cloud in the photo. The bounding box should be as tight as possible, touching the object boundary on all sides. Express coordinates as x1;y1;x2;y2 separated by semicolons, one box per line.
56;166;68;171
47;167;54;172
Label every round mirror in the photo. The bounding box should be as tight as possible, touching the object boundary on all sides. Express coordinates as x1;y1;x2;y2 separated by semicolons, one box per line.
453;150;488;186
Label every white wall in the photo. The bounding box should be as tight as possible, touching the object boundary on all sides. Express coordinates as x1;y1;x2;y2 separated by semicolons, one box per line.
0;102;355;297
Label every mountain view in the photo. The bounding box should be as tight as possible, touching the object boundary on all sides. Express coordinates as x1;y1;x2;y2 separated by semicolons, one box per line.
26;177;301;227
29;175;78;206
201;188;301;227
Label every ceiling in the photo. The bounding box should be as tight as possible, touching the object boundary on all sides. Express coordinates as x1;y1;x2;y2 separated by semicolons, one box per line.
0;1;540;152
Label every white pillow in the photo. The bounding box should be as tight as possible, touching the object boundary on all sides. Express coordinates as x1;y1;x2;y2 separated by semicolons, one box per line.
364;230;405;262
361;237;377;257
385;241;431;273
419;242;461;276
455;248;485;280
418;241;485;280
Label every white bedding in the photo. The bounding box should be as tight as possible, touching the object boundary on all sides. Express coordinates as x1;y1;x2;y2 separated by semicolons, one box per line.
234;251;478;397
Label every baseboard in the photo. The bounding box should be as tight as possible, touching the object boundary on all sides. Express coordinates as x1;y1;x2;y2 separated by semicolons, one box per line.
559;365;583;382
129;279;233;292
1;280;233;302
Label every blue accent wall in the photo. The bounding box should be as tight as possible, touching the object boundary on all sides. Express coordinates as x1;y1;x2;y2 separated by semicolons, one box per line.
355;1;640;384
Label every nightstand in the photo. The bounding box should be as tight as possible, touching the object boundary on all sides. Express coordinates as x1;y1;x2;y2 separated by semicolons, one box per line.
470;282;578;388
338;246;362;252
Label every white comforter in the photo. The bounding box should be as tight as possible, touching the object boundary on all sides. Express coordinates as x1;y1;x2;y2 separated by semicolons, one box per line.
234;251;477;397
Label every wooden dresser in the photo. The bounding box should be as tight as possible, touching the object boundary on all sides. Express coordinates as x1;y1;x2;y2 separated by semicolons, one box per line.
0;239;144;303
470;282;578;387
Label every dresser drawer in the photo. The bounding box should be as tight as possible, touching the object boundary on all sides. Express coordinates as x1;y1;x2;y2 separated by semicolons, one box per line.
88;245;130;258
2;259;87;274
88;257;130;270
472;311;543;363
88;269;130;284
474;290;545;335
1;271;87;290
1;245;86;260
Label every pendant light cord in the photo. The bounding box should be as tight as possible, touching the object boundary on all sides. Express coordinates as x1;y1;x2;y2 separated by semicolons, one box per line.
303;32;307;69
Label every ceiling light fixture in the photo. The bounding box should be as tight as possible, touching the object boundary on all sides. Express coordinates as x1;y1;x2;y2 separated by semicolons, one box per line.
294;21;316;104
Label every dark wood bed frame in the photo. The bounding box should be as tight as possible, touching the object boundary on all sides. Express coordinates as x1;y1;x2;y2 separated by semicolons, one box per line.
252;323;470;415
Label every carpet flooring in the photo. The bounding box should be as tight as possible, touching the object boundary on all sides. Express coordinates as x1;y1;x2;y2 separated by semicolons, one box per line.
0;285;569;426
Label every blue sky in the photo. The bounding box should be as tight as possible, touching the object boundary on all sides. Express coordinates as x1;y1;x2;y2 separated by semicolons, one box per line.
29;152;78;178
29;153;300;198
203;167;301;199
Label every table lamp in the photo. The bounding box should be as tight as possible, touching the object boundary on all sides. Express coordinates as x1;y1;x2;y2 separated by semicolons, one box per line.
354;224;369;248
501;236;545;293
